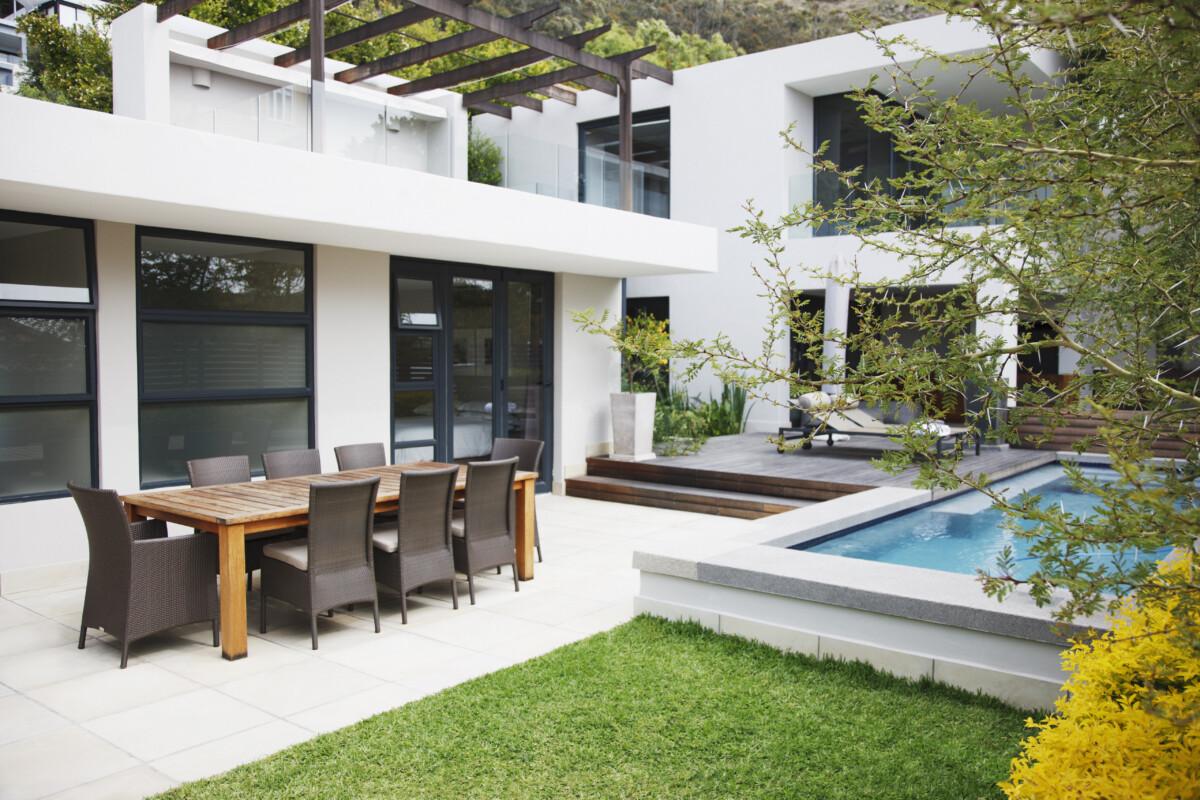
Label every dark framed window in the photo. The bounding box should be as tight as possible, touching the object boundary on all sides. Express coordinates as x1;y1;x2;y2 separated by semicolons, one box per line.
0;210;98;503
579;107;670;218
136;229;313;487
813;92;917;237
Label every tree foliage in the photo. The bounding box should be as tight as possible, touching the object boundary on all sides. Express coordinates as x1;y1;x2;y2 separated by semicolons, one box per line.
575;0;1200;631
467;124;504;185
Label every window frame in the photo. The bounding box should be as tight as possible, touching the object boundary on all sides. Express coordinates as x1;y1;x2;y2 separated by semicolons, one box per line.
577;106;671;218
135;226;314;488
0;209;98;504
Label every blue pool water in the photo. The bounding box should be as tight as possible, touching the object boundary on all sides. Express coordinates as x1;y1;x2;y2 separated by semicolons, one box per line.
798;464;1172;577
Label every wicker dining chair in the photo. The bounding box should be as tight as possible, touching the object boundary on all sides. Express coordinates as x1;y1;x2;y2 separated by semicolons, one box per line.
372;465;459;623
68;481;219;669
259;476;382;649
451;457;520;604
187;455;303;592
490;438;545;562
262;448;323;480
334;442;387;471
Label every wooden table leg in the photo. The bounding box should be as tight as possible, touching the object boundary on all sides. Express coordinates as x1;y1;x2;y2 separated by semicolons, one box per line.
514;476;535;581
217;524;248;661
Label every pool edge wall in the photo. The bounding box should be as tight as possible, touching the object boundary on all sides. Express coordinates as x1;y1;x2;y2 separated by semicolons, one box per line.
631;475;1111;712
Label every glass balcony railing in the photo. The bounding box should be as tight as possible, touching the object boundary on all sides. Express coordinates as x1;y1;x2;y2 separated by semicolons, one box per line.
580;148;668;218
489;131;577;200
173;86;449;176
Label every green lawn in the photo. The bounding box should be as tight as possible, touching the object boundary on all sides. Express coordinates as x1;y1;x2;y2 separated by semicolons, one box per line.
157;616;1032;799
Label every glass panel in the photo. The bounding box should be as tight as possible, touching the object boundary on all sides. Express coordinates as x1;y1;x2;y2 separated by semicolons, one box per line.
394;445;434;463
451;278;493;459
0;220;90;303
0;406;92;497
139;398;309;484
395;277;438;326
139;236;306;313
506;281;544;442
394;334;434;383
0;316;87;396
142;323;307;393
581;114;669;218
394;389;435;444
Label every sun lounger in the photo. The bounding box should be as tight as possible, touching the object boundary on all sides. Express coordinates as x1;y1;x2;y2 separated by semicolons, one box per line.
778;392;977;456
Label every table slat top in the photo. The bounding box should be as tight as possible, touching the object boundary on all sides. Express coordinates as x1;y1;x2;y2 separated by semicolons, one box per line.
120;462;536;526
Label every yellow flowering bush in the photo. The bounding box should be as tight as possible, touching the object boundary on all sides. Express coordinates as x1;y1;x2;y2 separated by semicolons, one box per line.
617;311;671;392
1002;554;1200;799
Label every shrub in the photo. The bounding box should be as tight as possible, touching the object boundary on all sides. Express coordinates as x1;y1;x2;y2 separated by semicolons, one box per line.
1002;555;1200;799
700;381;751;436
467;125;503;186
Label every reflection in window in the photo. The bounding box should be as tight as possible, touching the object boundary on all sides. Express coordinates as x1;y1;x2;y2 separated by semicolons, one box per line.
813;93;915;237
0;211;95;501
394;277;438;326
137;230;312;486
451;278;494;459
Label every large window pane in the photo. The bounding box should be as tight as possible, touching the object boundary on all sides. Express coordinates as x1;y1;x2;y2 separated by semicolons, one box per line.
139;236;306;313
0;316;87;396
394;389;435;444
452;278;493;459
0;407;92;497
139;398;309;484
0;220;90;303
142;323;306;393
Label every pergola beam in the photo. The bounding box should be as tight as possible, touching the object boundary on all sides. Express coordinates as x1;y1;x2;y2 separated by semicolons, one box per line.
389;25;608;97
275;1;466;68
157;0;208;22
209;0;349;51
461;46;653;107
467;101;512;118
401;0;633;80
335;2;558;85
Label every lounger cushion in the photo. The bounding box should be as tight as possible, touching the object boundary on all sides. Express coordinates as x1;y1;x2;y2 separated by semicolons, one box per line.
793;391;860;410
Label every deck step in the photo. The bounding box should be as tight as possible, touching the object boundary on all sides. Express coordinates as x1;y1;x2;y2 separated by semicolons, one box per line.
564;475;814;519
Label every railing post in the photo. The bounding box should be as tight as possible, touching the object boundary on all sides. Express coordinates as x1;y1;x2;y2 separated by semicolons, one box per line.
309;0;325;153
617;61;633;212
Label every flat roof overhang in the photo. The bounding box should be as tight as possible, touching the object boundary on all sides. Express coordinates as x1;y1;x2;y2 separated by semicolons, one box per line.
0;94;716;279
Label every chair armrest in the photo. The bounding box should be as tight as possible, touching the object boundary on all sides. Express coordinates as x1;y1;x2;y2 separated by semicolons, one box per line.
132;532;218;576
130;519;168;541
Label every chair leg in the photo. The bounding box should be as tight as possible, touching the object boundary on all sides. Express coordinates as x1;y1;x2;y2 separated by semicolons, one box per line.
400;591;408;625
372;601;380;633
449;578;459;610
120;643;129;670
467;572;476;605
496;566;501;574
212;618;220;647
310;615;319;650
511;564;519;592
260;589;268;634
78;623;87;649
535;523;543;563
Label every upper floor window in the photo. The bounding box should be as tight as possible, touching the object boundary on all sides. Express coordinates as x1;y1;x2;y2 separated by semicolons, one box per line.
0;210;97;503
812;93;915;237
579;108;670;218
137;230;313;487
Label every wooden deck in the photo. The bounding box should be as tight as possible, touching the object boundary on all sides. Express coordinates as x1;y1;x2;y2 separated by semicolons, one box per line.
566;433;1058;518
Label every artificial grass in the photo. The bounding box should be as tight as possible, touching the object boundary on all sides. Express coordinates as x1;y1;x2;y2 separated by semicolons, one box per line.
157;616;1032;799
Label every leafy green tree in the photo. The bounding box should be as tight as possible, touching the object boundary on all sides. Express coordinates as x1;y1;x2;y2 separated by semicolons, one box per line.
576;0;1200;632
16;6;127;111
467;124;504;185
586;17;741;68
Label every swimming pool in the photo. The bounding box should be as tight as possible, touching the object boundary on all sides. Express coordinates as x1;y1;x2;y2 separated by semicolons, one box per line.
795;464;1171;576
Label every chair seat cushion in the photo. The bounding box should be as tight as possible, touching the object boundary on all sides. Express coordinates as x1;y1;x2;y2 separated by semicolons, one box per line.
262;539;309;571
372;522;399;553
450;509;465;537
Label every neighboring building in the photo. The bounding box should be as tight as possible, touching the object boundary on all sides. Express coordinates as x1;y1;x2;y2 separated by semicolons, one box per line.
0;4;716;590
1;0;101;89
477;14;1067;432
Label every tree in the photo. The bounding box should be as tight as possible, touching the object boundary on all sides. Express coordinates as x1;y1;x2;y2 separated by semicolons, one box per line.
575;0;1200;630
467;124;504;185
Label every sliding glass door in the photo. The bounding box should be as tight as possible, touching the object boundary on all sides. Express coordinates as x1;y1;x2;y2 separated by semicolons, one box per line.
391;259;553;491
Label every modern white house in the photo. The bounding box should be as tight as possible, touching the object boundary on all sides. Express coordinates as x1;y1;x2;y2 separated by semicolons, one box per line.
475;14;1068;432
0;4;717;592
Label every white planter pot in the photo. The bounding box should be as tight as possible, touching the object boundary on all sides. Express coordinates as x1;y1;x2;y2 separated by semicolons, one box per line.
610;392;656;461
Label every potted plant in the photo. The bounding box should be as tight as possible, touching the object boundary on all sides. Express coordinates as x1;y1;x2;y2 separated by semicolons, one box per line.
609;312;670;461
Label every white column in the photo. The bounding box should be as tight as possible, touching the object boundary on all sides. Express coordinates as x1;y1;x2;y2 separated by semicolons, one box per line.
823;252;851;395
111;4;171;124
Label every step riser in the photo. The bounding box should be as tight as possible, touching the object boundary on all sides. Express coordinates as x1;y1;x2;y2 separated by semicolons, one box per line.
564;486;775;519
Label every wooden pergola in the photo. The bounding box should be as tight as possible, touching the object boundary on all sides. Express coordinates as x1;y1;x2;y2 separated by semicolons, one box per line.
156;0;672;211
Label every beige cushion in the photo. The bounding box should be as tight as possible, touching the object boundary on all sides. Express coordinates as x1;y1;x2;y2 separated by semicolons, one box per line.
262;539;309;571
372;522;399;553
450;509;465;537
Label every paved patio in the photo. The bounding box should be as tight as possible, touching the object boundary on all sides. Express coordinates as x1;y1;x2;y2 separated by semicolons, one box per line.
0;495;754;800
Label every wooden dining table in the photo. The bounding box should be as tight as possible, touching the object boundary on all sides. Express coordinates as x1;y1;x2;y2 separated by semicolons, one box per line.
119;461;537;661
